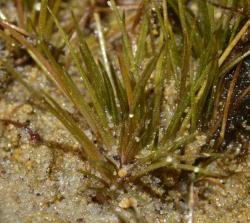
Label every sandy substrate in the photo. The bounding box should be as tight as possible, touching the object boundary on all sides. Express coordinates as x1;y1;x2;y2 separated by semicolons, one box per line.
0;63;249;223
0;1;250;222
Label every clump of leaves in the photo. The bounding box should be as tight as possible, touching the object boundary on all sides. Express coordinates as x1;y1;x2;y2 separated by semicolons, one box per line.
0;0;249;190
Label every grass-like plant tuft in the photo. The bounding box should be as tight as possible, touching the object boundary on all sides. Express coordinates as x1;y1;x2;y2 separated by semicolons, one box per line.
0;0;249;191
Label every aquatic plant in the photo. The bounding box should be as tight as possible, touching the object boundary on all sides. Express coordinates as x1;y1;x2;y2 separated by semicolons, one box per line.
0;0;249;193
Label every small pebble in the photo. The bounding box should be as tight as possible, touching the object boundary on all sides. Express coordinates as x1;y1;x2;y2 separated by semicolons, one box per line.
118;197;137;209
118;168;127;178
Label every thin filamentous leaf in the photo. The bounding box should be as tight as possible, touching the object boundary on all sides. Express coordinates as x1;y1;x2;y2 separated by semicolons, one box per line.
219;19;250;67
131;160;218;182
162;0;175;43
15;0;25;28
131;49;163;112
194;62;218;128
219;63;242;145
110;63;129;116
91;1;113;86
178;0;191;97
110;0;138;79
152;52;166;131
118;53;133;109
134;14;149;67
38;0;48;38
79;169;109;187
190;61;214;130
219;50;250;78
153;1;180;81
45;0;62;39
98;61;119;124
